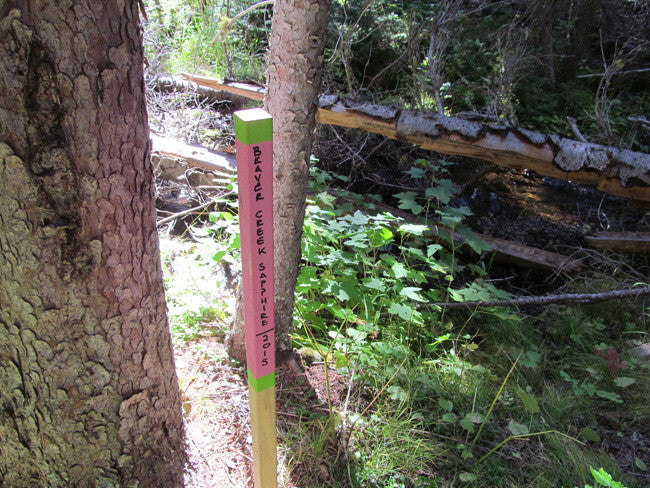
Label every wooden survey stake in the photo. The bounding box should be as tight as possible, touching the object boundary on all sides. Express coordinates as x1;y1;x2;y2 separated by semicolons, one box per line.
234;108;277;488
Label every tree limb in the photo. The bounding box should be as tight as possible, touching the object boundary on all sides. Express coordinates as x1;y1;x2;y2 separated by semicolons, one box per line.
437;286;650;309
156;199;219;226
576;67;650;78
567;116;588;143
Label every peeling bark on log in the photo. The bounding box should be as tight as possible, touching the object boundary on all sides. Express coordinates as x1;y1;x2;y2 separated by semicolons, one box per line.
180;72;265;101
585;232;650;253
150;75;254;107
317;98;650;203
182;74;650;203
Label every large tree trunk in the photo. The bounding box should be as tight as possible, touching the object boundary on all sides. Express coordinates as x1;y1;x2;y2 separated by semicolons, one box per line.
0;2;186;487
254;0;331;360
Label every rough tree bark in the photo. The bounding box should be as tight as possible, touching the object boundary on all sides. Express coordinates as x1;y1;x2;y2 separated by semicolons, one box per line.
226;0;332;363
265;0;332;358
0;2;185;487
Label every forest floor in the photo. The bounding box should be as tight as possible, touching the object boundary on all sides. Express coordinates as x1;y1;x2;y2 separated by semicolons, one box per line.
174;332;349;487
150;81;649;487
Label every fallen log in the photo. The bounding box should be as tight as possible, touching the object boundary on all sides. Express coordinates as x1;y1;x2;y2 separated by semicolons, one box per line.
181;73;650;204
585;232;650;253
149;75;256;106
436;286;650;310
180;73;265;101
151;129;583;272
151;133;236;176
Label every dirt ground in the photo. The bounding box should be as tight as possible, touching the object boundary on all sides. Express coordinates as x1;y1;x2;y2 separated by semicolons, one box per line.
176;335;350;488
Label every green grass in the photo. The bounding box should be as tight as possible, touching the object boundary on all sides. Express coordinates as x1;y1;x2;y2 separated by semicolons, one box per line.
143;0;270;80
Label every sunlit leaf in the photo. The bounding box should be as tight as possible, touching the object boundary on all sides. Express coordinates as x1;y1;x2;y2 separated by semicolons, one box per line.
613;377;636;387
507;420;529;436
438;399;454;412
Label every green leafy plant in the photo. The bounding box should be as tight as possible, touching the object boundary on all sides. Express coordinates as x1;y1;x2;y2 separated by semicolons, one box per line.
573;467;628;488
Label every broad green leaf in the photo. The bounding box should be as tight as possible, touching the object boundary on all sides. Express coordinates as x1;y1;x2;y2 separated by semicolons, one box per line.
458;228;492;254
388;385;409;402
461;449;474;459
367;226;394;247
595;389;622;403
459;416;475;433
363;277;386;292
590;467;624;488
507;420;529;436
387;302;416;321
405;166;427;178
400;286;426;302
635;457;647;471
441;412;457;423
344;210;369;225
212;250;227;262
347;328;367;341
403;246;427;261
315;191;336;207
613;377;636;387
459;472;478;482
582;383;597;396
580;427;601;442
438;399;454;411
398;223;428;235
396;191;424;215
464;412;483;423
515;387;540;414
328;282;350;301
391;262;409;279
425;178;457;204
427;244;443;257
520;350;542;369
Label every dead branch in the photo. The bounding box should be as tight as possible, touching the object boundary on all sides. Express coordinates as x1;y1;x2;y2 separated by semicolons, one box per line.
156;199;222;226
437;286;650;309
567;116;588;143
576;67;650;78
151;133;236;175
585;232;650;253
628;116;650;130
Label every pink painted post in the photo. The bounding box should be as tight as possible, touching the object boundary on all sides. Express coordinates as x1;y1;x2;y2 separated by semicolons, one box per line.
234;108;276;488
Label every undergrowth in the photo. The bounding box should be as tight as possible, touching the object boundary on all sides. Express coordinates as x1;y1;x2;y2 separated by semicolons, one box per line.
163;163;649;488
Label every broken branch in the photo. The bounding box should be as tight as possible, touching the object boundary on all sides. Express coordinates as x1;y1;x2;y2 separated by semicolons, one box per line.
437;286;650;309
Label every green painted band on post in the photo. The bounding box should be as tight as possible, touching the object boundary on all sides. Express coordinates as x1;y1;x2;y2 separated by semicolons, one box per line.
247;369;276;392
234;108;273;145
